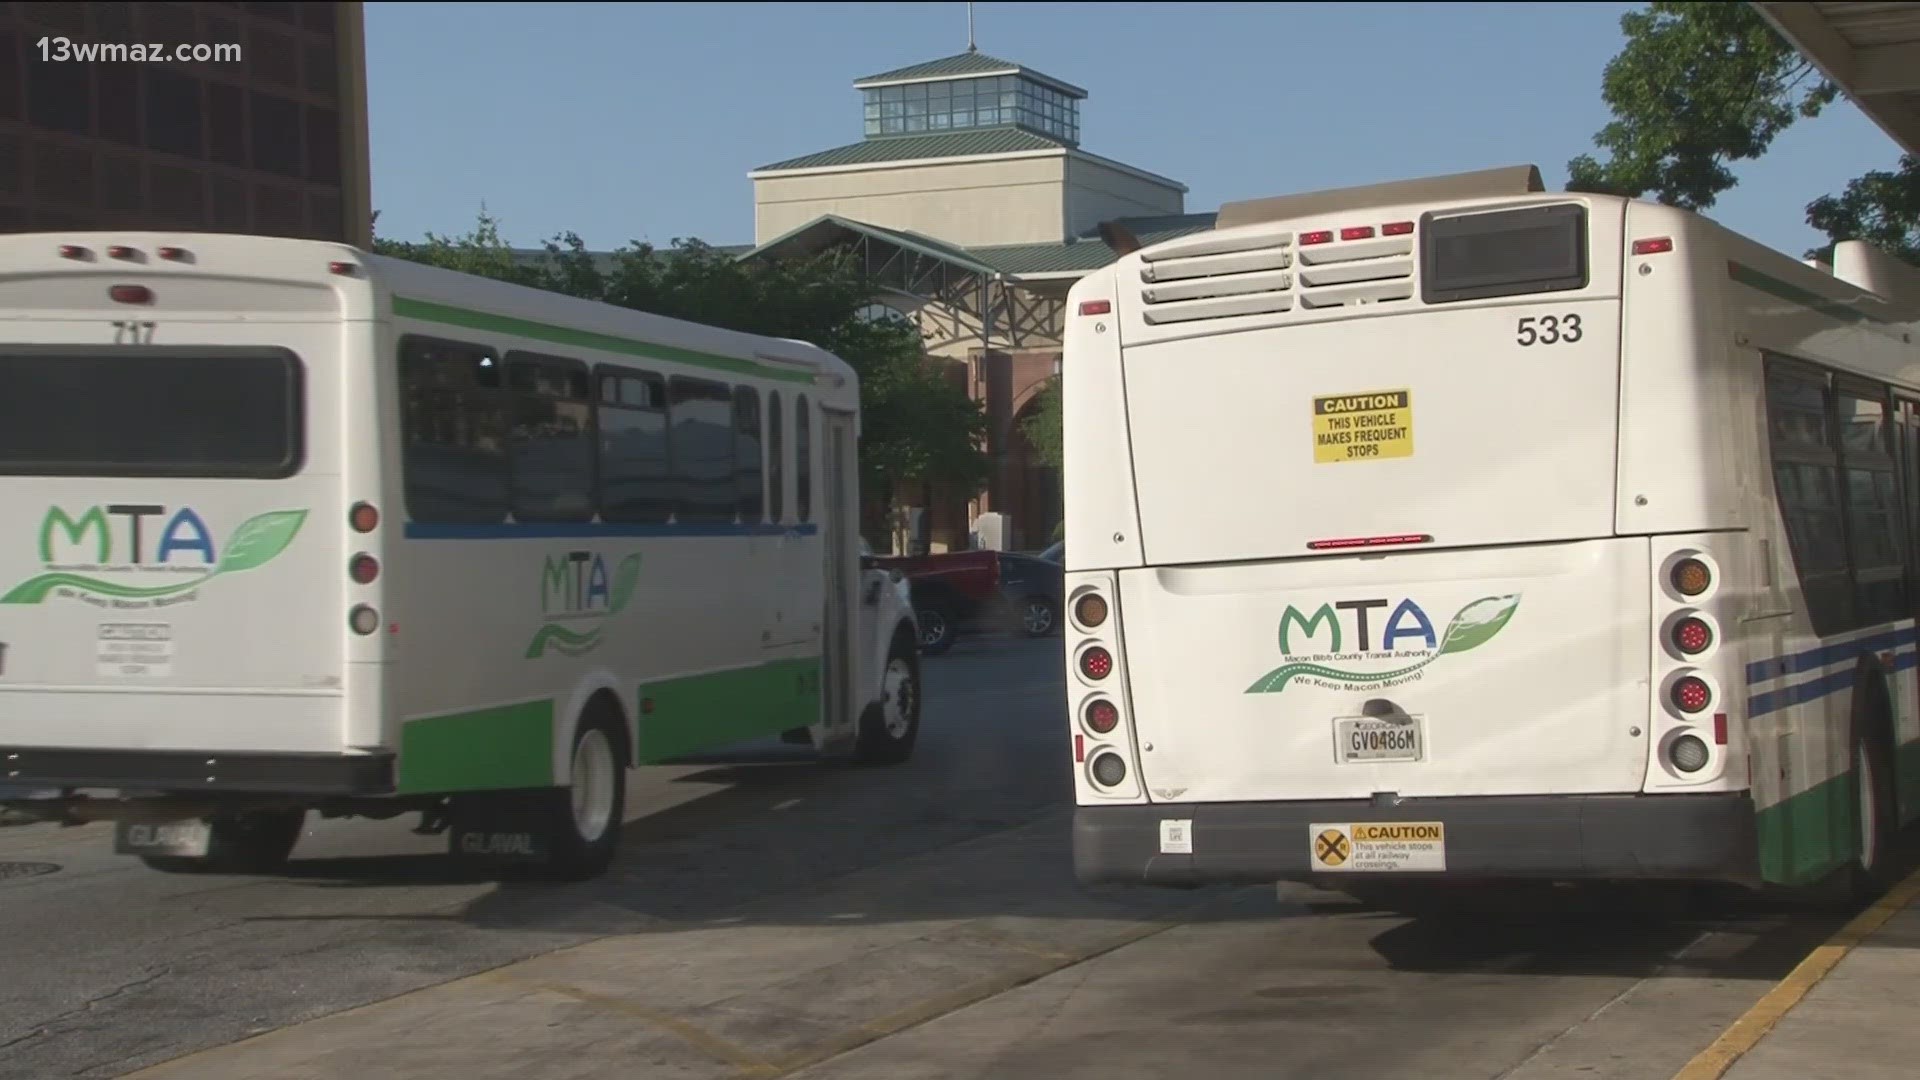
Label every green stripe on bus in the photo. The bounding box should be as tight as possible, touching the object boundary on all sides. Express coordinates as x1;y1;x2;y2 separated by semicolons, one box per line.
391;296;818;384
638;656;823;764
398;698;555;794
1725;261;1896;327
1756;736;1920;886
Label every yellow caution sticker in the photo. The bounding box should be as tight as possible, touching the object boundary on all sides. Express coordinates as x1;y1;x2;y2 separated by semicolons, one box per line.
1312;389;1412;464
1308;821;1445;872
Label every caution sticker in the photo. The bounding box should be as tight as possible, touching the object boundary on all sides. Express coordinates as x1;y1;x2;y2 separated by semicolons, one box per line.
1308;821;1445;872
1312;390;1412;464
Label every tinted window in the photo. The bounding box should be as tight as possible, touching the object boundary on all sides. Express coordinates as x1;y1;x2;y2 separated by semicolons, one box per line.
505;352;594;523
734;386;763;522
767;390;784;522
1421;204;1588;304
399;337;511;524
0;348;302;478
670;377;735;524
795;393;813;522
1837;385;1908;624
597;369;672;523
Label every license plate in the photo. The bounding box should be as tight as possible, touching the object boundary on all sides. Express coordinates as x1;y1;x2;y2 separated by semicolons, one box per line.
1334;715;1425;763
114;818;212;858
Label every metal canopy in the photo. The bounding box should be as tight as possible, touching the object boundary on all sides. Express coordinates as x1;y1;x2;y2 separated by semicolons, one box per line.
1754;1;1920;155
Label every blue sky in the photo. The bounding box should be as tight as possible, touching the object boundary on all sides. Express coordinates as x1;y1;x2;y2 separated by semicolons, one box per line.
364;1;1902;260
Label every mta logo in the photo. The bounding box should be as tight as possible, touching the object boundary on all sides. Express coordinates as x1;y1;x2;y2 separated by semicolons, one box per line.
40;505;218;566
1278;599;1438;655
542;552;615;614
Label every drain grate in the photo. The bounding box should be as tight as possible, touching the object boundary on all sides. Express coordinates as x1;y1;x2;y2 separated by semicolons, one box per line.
0;861;60;880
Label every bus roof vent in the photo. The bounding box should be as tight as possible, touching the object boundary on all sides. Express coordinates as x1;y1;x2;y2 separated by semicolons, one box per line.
1831;240;1920;306
1214;164;1545;232
1136;230;1295;325
1296;232;1417;309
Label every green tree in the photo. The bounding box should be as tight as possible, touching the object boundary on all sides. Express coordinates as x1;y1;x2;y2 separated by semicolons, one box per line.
1020;375;1063;470
372;211;990;507
1569;2;1920;265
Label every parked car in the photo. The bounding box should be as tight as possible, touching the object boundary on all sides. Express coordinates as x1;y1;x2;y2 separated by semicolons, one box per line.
869;546;1064;654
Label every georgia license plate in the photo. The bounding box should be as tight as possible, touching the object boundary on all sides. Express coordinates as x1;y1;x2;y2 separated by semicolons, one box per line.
114;818;212;858
1334;715;1424;764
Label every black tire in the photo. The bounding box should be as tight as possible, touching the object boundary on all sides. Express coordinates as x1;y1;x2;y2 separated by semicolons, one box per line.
1018;595;1058;638
517;706;628;882
916;597;957;656
1846;693;1900;902
140;808;306;875
855;630;921;766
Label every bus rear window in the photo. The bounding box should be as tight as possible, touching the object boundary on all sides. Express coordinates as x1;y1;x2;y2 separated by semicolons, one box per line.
1420;204;1588;304
0;347;304;478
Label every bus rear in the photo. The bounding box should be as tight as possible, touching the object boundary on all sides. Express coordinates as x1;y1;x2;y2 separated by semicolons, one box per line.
0;233;389;845
1063;167;1760;890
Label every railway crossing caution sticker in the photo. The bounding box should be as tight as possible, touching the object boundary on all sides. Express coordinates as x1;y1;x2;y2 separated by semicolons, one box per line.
1312;390;1412;464
1309;821;1446;872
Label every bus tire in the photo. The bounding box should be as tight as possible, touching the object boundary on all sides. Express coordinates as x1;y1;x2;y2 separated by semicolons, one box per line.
1846;690;1899;901
527;705;628;882
855;631;921;766
140;808;306;875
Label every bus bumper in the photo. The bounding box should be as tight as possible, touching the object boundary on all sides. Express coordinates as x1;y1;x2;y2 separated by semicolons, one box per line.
1073;792;1763;888
0;745;396;797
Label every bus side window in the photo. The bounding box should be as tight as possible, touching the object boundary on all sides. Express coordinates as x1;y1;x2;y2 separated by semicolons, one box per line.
398;336;511;525
734;386;764;523
795;393;812;523
504;351;594;524
1764;359;1854;634
595;368;673;524
670;376;737;525
767;391;785;523
1836;386;1909;625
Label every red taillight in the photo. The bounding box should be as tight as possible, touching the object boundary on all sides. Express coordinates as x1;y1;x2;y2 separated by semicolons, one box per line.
1085;699;1119;734
107;245;138;260
1382;221;1414;236
349;553;380;585
1633;237;1674;255
1080;647;1113;681
109;284;153;305
1078;299;1112;316
59;244;91;261
1340;225;1375;241
349;502;380;533
157;246;189;261
1713;712;1728;745
1307;533;1433;551
1300;230;1334;246
329;261;359;276
1673;617;1713;655
1671;676;1710;714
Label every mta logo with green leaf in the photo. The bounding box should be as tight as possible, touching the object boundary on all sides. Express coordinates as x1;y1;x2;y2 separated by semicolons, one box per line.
524;551;643;659
3;505;308;607
1245;594;1522;694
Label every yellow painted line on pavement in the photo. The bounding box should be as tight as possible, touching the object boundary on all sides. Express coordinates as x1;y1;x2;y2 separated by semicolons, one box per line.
1671;865;1920;1080
482;974;780;1078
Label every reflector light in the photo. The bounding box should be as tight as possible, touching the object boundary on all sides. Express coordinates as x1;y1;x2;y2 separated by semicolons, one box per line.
1382;221;1414;236
1080;646;1113;681
1340;226;1375;241
1633;237;1674;255
107;245;138;260
1671;675;1711;714
349;554;380;585
1673;616;1713;655
1671;558;1711;596
329;261;359;276
1307;533;1433;551
1713;712;1728;745
109;284;153;305
157;246;189;261
1078;299;1112;316
1085;699;1120;734
349;502;380;533
1074;593;1109;628
1074;733;1086;762
59;244;91;261
1300;230;1334;246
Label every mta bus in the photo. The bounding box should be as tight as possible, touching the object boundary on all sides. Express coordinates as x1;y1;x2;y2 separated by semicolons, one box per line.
0;231;921;880
1059;165;1920;904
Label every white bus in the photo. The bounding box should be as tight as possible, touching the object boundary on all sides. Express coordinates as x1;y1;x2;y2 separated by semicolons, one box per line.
0;231;921;881
1060;165;1920;905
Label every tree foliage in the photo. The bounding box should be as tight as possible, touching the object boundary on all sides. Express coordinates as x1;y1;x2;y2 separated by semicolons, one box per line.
1570;2;1920;265
1020;375;1063;470
372;211;990;502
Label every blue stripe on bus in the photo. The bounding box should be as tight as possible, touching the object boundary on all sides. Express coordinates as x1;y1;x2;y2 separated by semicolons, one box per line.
1746;646;1919;719
403;522;821;540
1744;625;1920;684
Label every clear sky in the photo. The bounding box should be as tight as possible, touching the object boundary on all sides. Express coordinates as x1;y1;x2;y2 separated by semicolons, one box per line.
363;1;1903;260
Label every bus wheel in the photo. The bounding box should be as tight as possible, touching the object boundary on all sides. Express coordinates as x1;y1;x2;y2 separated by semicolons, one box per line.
141;809;306;875
856;634;921;766
1847;723;1897;901
533;711;628;882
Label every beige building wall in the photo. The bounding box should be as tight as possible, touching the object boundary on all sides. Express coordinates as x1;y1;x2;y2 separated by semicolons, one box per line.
1062;155;1185;238
753;154;1067;247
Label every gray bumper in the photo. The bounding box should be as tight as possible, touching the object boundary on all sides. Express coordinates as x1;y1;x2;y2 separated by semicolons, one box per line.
1074;792;1763;888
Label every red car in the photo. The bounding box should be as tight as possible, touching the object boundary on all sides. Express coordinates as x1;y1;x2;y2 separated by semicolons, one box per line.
869;544;1064;654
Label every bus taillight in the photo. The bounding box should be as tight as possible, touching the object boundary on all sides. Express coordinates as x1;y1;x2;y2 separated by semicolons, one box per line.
349;605;380;636
1084;698;1119;734
1300;230;1334;246
1080;646;1113;681
1073;592;1108;629
1672;616;1713;655
1633;237;1674;255
1671;675;1711;715
349;554;380;585
349;502;380;533
1382;221;1414;236
1671;557;1712;596
1089;752;1127;787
